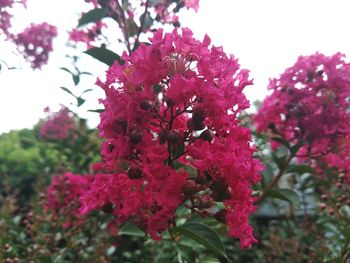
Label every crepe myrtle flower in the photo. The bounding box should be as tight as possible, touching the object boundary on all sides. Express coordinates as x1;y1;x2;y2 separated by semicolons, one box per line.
80;28;262;248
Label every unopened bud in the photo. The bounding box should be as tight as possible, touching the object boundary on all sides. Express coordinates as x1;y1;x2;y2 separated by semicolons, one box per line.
199;129;213;142
319;203;327;210
195;171;211;185
321;194;327;201
167;130;181;145
328;208;335;215
212;189;231;202
210;180;227;193
192;108;205;130
128;167;143;179
214;209;226;223
130;130;142;144
182;180;198;197
102;202;114;214
199;196;213;209
158;130;167;144
140;100;152;110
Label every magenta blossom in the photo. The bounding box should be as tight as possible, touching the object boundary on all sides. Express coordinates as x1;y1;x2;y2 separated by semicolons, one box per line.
40;107;74;141
255;53;350;179
80;28;261;248
14;22;57;69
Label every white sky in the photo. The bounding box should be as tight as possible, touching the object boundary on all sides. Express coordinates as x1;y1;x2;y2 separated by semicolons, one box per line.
1;0;350;133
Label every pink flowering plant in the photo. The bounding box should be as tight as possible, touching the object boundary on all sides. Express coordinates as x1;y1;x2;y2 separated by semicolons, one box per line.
79;28;261;250
3;0;350;262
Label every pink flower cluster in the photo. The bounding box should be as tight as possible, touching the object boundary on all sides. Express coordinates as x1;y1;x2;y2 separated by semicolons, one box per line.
152;0;199;24
40;107;75;141
80;28;261;248
46;172;93;228
14;22;57;69
255;53;350;177
0;0;26;38
69;21;105;48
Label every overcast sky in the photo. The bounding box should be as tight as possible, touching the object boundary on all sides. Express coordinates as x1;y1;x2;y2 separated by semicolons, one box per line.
1;0;350;133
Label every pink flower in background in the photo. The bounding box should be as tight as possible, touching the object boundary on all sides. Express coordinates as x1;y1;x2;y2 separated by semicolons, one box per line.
184;0;199;11
40;107;74;141
14;22;57;69
0;0;26;38
46;173;93;227
69;21;105;48
255;53;350;178
80;28;261;248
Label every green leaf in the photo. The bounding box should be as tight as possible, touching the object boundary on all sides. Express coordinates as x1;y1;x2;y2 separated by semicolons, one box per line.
81;88;93;95
290;143;303;155
88;108;104;113
127;19;138;36
78;8;108;27
60;67;73;75
60;87;76;98
77;97;85;107
271;136;290;149
175;222;226;258
139;11;154;29
84;47;124;66
272;154;287;170
266;188;300;207
119;223;145;237
73;75;80;86
286;164;316;175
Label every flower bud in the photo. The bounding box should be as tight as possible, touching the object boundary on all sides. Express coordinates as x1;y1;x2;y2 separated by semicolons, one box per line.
140;100;152;110
210;180;227;193
212;189;231;202
182;180;198;197
195;171;211;185
158;130;167;144
200;129;213;142
167;130;181;145
328;208;334;215
319;203;327;210
130;130;142;144
320;194;327;201
199;196;213;209
192;108;205;130
102;202;114;214
214;209;226;223
128;167;143;179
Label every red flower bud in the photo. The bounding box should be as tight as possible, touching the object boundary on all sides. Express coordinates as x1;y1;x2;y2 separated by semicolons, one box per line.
199;196;213;209
200;129;213;142
182;180;198;197
167;130;181;145
130;130;142;144
214;209;226;223
140;100;152;110
128;167;143;179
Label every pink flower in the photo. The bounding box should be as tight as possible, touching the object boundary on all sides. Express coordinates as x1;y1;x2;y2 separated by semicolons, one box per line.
46;172;93;227
40;107;75;141
14;22;57;69
184;0;199;11
69;21;105;48
255;53;350;180
82;28;261;248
